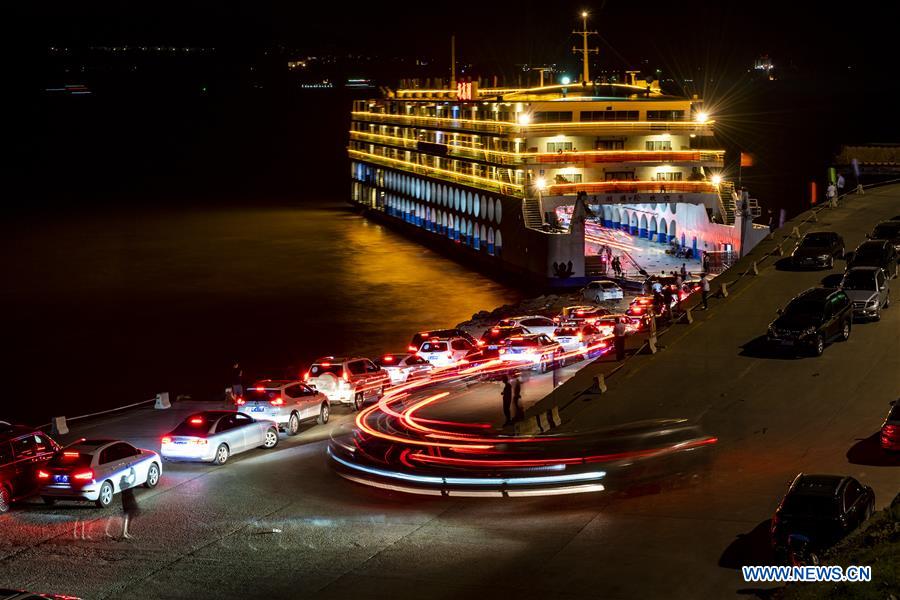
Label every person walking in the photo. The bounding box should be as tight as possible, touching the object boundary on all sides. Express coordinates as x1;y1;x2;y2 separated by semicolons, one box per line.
500;375;513;425
512;375;524;420
700;272;711;310
613;317;628;361
230;361;244;399
836;173;845;196
120;485;139;539
826;182;837;208
702;251;710;274
680;263;687;280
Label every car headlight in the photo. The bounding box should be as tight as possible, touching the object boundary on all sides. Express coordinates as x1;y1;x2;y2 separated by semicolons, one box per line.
803;326;817;336
818;254;830;261
867;299;878;307
767;326;776;337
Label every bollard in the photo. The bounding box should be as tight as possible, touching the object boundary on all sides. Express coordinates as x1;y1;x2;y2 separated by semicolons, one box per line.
590;374;608;394
535;412;549;433
775;244;784;257
719;282;729;298
791;226;801;239
751;261;759;275
154;392;171;410
683;307;694;324
647;334;658;354
514;418;539;436
811;210;818;221
51;416;68;436
550;406;561;428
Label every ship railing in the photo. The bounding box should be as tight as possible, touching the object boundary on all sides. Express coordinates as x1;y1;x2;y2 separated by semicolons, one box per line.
547;181;719;196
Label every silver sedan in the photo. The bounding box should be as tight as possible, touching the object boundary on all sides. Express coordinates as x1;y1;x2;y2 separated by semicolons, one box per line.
38;439;162;508
160;411;278;465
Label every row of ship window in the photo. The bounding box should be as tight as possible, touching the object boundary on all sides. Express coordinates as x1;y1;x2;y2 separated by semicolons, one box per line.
353;163;503;225
382;194;503;255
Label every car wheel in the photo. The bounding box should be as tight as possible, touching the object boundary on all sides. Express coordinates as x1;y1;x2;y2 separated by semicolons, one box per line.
261;428;279;449
287;412;300;436
95;480;114;508
41;496;56;506
813;335;825;356
317;402;330;425
840;320;851;341
213;443;229;465
354;392;365;412
144;462;160;488
0;486;11;513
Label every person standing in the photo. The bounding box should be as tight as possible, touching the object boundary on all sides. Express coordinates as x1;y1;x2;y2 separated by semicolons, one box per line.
231;361;244;399
120;486;139;539
512;375;524;419
500;376;513;425
680;263;687;280
702;251;711;274
826;182;837;208
836;173;845;197
700;272;711;310
613;317;628;361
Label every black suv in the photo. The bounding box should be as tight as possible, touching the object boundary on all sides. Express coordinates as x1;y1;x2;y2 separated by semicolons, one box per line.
771;474;875;555
767;288;853;355
847;240;899;278
0;422;60;512
790;231;845;269
869;220;900;253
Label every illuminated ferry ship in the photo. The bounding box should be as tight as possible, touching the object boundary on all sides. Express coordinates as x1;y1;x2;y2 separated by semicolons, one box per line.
348;15;768;284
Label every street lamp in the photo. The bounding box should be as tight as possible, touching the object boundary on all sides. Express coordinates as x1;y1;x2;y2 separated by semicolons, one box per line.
711;174;722;187
560;75;571;85
517;113;532;125
696;111;709;124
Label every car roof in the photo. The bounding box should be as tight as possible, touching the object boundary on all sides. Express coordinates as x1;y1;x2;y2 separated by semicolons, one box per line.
845;266;881;273
0;422;43;441
857;239;888;249
504;315;546;320
794;287;840;302
69;439;123;453
790;474;847;496
874;220;900;228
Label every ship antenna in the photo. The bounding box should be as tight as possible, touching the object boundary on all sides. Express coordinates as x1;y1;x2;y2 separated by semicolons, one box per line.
450;35;456;89
572;11;599;83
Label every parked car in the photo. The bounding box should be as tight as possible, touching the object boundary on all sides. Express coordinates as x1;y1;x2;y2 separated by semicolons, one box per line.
771;474;875;556
498;333;562;372
416;337;475;367
374;353;434;385
238;380;329;435
790;231;845;269
38;439;161;508
558;306;609;324
846;240;899;278
881;400;900;451
595;314;639;336
161;411;279;465
869;220;900;252
552;322;607;358
479;325;530;356
840;267;890;320
495;315;558;337
0;423;60;512
407;329;478;353
305;357;390;411
767;288;853;356
582;280;624;303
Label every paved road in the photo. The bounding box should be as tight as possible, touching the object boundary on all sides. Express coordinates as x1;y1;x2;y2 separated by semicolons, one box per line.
1;188;898;599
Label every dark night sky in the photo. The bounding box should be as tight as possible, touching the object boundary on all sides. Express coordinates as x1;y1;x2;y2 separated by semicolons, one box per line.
20;1;900;77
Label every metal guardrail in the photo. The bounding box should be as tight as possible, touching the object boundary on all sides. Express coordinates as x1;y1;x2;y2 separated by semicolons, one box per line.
38;397;158;431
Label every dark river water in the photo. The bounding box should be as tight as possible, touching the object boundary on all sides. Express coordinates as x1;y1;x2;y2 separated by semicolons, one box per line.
2;204;520;424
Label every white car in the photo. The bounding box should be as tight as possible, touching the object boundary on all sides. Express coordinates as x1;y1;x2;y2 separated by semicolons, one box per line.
374;354;434;384
38;439;162;507
239;380;330;435
552;322;607;356
498;333;563;372
305;357;390;411
416;337;475;367
496;315;558;337
583;280;624;303
161;411;279;465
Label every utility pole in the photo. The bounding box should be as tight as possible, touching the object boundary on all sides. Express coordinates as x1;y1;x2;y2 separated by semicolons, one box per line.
572;11;599;83
530;67;553;87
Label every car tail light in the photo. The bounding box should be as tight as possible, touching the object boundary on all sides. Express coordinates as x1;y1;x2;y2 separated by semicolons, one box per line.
477;340;486;346
598;342;608;348
320;362;331;367
63;451;80;458
73;470;93;481
189;417;204;424
576;332;583;341
884;425;899;436
382;355;395;362
342;371;349;382
270;397;284;406
235;397;246;405
408;345;417;352
161;436;172;444
37;470;50;479
499;348;506;355
303;371;310;381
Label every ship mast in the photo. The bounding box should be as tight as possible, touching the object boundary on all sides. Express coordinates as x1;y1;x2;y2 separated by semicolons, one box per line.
572;11;599;83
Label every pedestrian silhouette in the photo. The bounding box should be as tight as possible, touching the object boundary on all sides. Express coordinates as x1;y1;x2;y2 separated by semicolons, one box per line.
500;375;513;425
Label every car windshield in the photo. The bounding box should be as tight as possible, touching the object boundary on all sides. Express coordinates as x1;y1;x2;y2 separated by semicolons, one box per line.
801;234;832;246
782;494;838;517
47;452;92;468
420;342;448;352
600;282;619;289
855;245;883;259
244;388;281;402
842;271;876;290
309;364;344;377
872;224;900;238
784;299;825;317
